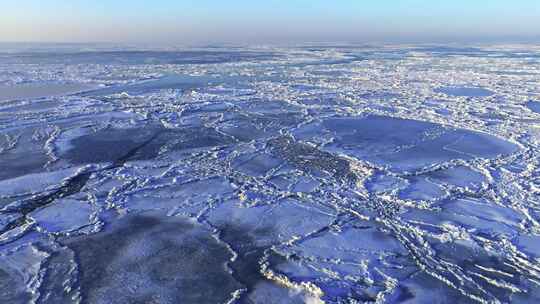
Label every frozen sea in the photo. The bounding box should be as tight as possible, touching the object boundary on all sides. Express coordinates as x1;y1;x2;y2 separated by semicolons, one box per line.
0;44;540;303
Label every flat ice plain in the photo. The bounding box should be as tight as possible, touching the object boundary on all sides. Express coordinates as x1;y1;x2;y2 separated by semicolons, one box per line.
0;44;539;303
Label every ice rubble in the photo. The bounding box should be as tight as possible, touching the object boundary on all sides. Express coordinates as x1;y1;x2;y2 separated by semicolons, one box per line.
0;45;539;303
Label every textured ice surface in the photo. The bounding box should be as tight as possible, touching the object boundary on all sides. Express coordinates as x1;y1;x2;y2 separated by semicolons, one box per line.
30;198;93;233
60;211;243;303
295;115;519;172
0;44;539;303
0;245;48;303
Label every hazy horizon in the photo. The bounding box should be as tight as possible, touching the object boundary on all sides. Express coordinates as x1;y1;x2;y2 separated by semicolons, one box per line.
2;0;539;45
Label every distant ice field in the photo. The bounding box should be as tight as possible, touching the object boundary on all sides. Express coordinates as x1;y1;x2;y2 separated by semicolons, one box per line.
0;83;97;102
0;44;539;304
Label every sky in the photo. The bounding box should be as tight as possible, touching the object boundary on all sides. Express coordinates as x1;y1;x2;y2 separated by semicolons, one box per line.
1;0;539;44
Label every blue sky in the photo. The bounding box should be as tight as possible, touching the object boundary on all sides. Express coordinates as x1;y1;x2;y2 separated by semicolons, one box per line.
1;0;539;44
